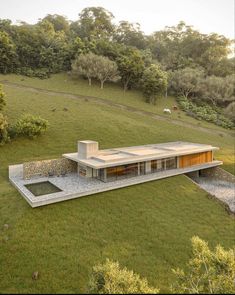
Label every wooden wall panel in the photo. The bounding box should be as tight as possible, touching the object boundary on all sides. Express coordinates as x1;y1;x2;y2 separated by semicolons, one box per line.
179;151;212;168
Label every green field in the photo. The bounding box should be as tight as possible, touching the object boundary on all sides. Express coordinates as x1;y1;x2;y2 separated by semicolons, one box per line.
1;73;234;134
0;74;234;293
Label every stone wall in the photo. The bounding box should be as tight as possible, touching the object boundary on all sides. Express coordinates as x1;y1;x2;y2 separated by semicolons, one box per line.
186;170;199;178
200;167;235;183
23;158;77;179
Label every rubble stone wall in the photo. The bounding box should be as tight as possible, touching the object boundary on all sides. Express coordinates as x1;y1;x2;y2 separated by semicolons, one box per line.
23;158;77;179
200;167;235;183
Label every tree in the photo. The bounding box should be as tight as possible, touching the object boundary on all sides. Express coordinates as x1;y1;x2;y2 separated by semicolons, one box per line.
172;236;235;294
94;55;120;89
0;113;9;144
72;53;119;88
41;14;70;33
199;34;232;76
0;31;18;73
198;75;235;106
71;52;97;86
117;48;145;91
114;21;146;49
0;84;8;144
37;20;71;72
76;7;114;40
149;22;232;74
170;67;204;99
89;259;159;294
0;84;6;111
225;102;235;123
207;57;235;77
141;64;167;104
92;38;123;61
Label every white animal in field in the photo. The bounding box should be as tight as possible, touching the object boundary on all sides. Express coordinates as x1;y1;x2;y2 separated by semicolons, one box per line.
163;108;171;114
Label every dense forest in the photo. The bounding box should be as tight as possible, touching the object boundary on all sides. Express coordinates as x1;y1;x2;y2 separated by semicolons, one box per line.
0;6;234;127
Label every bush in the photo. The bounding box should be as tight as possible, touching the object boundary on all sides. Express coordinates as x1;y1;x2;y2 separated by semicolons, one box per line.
0;84;6;111
172;236;235;294
224;102;235;123
7;124;18;139
0;113;9;144
177;96;234;129
89;259;159;294
16;67;50;79
14;114;49;138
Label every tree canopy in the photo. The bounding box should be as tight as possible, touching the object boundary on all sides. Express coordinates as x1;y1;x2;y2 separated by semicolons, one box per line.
0;6;234;123
141;64;168;104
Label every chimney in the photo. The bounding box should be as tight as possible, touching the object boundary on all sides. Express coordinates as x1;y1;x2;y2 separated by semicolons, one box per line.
78;140;99;159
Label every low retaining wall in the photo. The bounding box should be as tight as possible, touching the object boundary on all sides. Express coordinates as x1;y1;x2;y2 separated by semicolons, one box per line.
23;158;77;179
200;167;235;183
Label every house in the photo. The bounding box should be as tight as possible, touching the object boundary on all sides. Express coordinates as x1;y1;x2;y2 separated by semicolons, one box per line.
9;140;223;207
63;140;220;182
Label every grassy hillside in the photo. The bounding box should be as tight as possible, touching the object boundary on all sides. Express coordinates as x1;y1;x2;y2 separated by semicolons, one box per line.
0;76;234;293
1;73;233;133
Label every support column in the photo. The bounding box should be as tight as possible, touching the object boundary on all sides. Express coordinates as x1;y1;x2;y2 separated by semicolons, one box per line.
104;168;107;182
145;161;151;174
177;157;180;168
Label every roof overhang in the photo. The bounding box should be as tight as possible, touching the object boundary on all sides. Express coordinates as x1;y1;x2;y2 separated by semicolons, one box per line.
63;142;219;169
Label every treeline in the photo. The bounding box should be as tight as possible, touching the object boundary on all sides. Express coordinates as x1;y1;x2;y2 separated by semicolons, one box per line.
0;7;234;126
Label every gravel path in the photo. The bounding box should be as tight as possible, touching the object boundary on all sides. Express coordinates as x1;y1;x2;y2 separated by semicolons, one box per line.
1;80;233;138
193;177;235;213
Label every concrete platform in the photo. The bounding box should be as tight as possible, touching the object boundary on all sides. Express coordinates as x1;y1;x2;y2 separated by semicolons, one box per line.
9;161;222;208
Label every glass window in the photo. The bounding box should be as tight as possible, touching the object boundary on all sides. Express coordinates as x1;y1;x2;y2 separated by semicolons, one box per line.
165;157;177;170
125;163;138;177
140;162;145;175
79;166;87;177
107;167;117;181
151;159;165;172
151;160;158;172
98;168;105;181
105;163;139;182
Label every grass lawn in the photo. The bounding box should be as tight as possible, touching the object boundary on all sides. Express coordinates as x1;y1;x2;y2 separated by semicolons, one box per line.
1;72;233;134
0;76;234;293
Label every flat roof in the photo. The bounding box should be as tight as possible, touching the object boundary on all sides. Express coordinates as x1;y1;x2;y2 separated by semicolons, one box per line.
63;141;218;169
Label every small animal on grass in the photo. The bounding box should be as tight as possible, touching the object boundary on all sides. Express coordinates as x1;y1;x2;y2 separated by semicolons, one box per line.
63;107;68;111
172;105;178;110
51;108;56;112
163;108;171;114
32;271;39;280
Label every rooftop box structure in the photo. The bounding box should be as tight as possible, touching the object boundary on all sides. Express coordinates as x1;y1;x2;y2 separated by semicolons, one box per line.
78;140;99;159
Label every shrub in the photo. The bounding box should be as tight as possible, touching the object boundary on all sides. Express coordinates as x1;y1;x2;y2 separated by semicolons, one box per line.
16;67;50;79
172;236;235;294
33;68;51;79
0;84;6;111
14;114;49;138
0;113;9;144
224;102;235;123
89;259;159;294
7;124;18;139
177;96;234;129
